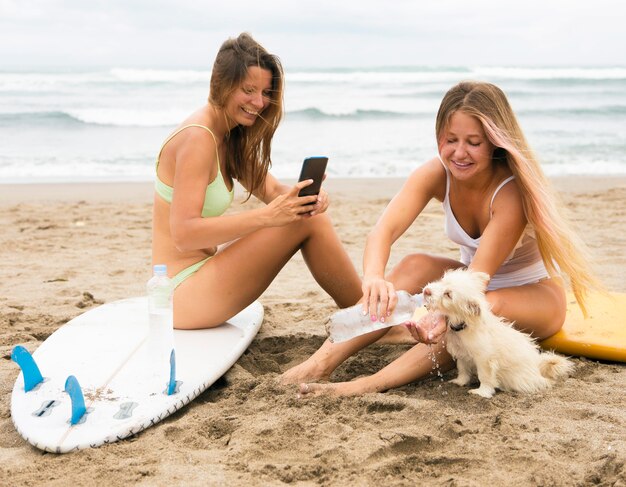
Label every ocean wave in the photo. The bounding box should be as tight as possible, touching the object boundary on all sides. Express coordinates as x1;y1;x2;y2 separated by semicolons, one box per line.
286;107;428;120
473;67;626;81
0;109;182;127
0;111;84;126
68;108;185;127
279;105;626;120
518;105;626;116
0;69;210;92
0;105;626;128
109;68;210;84
2;67;625;94
3;104;623;129
286;69;472;84
0;72;105;92
285;66;626;84
5;107;418;127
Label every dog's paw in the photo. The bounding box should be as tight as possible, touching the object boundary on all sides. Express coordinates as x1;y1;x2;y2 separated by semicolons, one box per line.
469;386;495;398
450;376;470;387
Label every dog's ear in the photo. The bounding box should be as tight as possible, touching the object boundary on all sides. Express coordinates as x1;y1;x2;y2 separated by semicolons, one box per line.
465;299;482;317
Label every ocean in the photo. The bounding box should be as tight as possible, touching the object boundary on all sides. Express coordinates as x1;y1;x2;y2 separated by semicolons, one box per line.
1;66;625;183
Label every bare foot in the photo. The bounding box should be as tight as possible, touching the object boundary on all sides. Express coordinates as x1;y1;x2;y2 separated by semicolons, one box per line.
280;358;330;385
375;325;418;345
297;381;364;398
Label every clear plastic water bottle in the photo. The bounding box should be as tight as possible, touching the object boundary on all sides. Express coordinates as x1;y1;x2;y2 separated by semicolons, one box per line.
146;264;174;390
326;290;424;343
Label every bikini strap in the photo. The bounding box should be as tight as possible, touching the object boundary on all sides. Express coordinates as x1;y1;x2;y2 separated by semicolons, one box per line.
489;175;516;213
155;124;220;171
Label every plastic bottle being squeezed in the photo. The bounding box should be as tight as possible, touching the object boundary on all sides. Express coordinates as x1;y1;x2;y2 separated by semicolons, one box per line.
326;290;424;343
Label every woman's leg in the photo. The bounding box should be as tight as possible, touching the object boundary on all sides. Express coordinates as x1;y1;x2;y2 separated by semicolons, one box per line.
174;213;362;329
386;253;465;293
297;277;567;398
486;277;566;340
299;340;454;397
281;253;462;384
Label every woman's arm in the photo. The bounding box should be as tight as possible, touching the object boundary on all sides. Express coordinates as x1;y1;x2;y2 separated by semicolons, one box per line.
251;172;290;203
362;158;445;318
169;133;316;252
469;180;527;277
252;172;330;216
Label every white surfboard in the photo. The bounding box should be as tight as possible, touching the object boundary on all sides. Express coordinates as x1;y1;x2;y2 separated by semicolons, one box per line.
10;297;263;453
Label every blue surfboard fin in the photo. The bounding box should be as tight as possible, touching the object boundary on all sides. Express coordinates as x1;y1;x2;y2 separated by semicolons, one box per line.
11;345;44;392
64;375;87;425
167;349;176;396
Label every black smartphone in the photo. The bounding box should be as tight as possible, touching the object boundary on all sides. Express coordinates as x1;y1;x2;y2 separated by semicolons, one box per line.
297;156;328;200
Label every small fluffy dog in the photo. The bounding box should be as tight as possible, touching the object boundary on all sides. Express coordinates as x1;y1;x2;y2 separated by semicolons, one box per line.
423;269;573;398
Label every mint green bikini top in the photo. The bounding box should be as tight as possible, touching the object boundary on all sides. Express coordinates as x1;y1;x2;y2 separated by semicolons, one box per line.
155;124;234;217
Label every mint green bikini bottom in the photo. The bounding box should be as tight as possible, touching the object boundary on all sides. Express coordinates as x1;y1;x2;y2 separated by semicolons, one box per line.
172;257;211;289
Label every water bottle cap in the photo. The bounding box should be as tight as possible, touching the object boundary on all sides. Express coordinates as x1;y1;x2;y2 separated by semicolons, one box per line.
153;264;168;276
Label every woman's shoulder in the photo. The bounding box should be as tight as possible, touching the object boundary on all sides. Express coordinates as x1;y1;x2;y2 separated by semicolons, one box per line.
171;106;220;144
408;156;446;183
161;122;221;179
166;120;219;156
490;173;524;213
399;156;447;202
409;156;446;178
174;119;218;141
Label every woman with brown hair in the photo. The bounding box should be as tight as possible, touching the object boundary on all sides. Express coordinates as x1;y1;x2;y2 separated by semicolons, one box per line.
152;33;361;329
285;81;600;396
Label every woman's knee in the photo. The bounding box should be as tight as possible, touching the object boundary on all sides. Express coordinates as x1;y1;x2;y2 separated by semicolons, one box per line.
291;212;334;238
395;253;454;281
542;285;567;334
389;253;443;292
395;253;431;276
485;292;504;316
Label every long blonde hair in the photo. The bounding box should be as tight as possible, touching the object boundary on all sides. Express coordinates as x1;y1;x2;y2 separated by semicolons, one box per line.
209;33;284;199
435;81;601;315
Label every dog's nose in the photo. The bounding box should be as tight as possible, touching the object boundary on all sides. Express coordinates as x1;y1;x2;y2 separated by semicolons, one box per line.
423;288;431;297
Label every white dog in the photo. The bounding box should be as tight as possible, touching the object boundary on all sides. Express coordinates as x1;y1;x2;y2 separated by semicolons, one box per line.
422;269;573;398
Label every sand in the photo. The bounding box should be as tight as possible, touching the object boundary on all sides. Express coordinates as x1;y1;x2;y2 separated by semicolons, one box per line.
1;177;625;486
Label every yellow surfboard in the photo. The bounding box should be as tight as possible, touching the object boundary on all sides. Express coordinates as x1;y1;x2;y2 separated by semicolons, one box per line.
540;292;626;363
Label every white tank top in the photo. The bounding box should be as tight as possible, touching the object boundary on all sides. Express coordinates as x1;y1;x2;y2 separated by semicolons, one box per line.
441;162;550;290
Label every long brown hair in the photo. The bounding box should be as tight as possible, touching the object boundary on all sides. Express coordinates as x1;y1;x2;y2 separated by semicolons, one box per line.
435;81;601;315
209;33;284;198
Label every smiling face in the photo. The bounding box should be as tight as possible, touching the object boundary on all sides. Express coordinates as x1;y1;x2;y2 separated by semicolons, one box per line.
439;111;496;181
224;66;273;128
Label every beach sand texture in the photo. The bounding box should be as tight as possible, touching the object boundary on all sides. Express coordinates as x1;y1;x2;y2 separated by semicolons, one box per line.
1;177;625;486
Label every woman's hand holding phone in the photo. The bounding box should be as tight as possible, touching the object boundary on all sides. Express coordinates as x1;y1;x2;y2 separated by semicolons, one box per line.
297;156;329;216
300;176;329;216
265;180;318;226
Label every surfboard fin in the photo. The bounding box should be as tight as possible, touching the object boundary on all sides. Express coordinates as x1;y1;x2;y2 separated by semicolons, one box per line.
167;349;176;396
64;375;87;425
11;345;44;392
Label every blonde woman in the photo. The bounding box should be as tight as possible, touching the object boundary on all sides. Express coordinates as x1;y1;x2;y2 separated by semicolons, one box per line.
285;81;599;396
152;33;361;329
